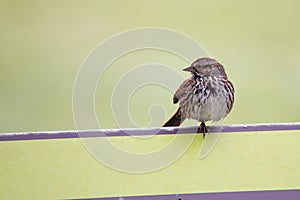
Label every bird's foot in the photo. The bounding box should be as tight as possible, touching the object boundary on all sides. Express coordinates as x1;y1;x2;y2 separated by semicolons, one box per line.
199;122;208;139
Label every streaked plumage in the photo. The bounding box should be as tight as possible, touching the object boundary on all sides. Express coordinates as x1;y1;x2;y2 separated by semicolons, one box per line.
163;57;234;130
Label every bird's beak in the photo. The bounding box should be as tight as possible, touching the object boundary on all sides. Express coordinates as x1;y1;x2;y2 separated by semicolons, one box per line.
182;65;193;72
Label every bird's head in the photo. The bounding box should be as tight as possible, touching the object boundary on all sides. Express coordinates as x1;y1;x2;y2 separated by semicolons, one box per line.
183;57;227;78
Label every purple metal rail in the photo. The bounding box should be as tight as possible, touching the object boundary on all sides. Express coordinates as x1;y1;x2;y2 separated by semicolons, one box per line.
77;189;300;200
1;123;300;141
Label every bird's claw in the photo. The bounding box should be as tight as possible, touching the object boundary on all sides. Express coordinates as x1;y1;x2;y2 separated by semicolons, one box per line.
200;122;208;139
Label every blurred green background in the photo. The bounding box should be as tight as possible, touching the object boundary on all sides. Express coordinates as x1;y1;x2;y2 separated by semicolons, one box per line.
1;0;299;133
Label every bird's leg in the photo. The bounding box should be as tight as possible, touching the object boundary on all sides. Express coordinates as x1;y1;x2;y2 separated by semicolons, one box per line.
200;122;208;139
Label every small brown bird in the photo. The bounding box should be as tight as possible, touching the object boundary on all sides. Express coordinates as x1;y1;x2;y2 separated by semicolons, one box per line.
163;57;234;136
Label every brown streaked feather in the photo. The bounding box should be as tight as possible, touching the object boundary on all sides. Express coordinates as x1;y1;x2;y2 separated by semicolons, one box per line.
163;108;185;127
173;78;194;104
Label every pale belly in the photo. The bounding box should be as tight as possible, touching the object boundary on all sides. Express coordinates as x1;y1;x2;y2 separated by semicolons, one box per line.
181;92;229;122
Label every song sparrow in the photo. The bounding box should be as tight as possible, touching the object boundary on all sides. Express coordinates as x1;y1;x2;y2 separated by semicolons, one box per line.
163;57;234;136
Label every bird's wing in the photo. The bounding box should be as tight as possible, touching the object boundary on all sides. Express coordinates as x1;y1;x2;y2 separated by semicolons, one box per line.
173;78;194;104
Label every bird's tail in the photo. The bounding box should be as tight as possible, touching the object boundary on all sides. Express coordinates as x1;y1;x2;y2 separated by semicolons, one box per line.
163;108;185;127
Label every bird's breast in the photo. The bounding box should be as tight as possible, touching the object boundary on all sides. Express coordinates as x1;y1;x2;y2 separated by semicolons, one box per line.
179;77;232;122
